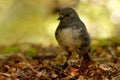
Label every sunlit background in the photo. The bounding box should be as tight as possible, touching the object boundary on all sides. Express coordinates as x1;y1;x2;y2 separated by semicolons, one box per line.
0;0;120;46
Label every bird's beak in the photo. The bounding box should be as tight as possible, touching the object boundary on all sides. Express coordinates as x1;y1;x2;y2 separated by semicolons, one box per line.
57;15;64;20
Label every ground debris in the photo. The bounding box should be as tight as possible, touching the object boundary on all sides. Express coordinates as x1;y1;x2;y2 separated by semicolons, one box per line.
0;44;120;79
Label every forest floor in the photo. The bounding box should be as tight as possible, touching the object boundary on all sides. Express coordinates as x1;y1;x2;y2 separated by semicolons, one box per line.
0;39;120;80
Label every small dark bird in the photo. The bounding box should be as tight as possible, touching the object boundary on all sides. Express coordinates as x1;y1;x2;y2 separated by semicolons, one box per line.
55;7;91;66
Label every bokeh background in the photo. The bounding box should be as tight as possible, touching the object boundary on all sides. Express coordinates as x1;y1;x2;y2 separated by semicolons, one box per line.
0;0;120;46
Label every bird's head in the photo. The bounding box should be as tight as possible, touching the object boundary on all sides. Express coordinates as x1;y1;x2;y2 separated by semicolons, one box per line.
58;7;79;22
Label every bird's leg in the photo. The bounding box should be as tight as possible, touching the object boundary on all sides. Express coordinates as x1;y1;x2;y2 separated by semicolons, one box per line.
83;52;91;61
79;53;89;73
79;51;93;73
63;52;72;69
79;50;91;67
83;51;95;65
82;48;91;61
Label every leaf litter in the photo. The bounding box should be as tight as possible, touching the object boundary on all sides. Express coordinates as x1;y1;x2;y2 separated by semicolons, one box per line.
0;40;120;80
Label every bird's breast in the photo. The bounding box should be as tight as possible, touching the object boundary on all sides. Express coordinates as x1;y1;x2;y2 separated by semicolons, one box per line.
57;27;82;52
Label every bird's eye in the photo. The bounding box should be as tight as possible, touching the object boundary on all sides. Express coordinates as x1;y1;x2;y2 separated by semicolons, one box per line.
65;14;70;17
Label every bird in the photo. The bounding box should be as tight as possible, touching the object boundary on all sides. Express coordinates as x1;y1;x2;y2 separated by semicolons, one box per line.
55;7;91;67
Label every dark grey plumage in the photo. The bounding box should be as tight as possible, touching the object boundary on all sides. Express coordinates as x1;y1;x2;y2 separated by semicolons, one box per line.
55;7;91;62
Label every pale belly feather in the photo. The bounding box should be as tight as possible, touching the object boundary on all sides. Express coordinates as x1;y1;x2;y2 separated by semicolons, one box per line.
58;27;82;52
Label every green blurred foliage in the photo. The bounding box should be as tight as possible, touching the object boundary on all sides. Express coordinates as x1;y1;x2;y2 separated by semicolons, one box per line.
0;0;120;46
